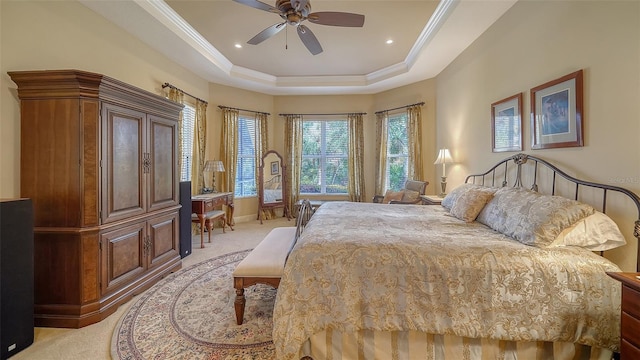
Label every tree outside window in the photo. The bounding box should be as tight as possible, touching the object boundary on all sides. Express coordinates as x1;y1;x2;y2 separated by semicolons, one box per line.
300;120;348;194
235;116;258;197
386;113;409;191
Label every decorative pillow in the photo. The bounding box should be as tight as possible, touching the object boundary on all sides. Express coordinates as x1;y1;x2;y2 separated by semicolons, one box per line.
382;190;404;204
442;183;497;210
549;211;627;251
401;189;421;203
476;187;595;247
449;188;496;222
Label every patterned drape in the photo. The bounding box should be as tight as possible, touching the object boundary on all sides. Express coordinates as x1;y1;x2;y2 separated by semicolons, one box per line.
255;112;269;193
407;105;423;181
347;113;365;202
374;112;389;196
220;108;239;195
284;115;303;214
167;88;184;179
192;99;207;195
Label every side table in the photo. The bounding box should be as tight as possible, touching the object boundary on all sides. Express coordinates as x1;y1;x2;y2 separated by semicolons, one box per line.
607;272;640;359
420;195;443;205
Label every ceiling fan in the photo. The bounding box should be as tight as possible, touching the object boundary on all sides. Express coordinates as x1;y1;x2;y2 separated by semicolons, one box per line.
233;0;365;55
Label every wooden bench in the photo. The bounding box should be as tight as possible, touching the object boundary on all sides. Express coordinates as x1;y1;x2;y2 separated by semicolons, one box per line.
232;199;313;325
191;210;226;248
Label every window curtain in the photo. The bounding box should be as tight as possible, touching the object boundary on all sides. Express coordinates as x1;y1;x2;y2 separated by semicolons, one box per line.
220;108;239;196
191;99;207;195
374;112;389;196
406;105;424;181
167;88;184;178
347;113;365;202
285;115;303;215
255;112;269;191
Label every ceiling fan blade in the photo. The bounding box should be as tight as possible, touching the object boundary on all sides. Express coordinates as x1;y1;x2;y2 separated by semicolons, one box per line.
307;12;365;27
297;25;323;55
232;0;280;14
247;22;286;45
291;0;309;11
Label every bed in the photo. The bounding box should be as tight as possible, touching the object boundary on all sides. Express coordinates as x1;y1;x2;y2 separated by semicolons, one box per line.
263;174;283;203
272;153;640;360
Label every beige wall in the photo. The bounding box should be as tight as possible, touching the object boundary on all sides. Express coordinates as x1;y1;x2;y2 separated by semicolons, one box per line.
1;0;210;198
435;0;640;270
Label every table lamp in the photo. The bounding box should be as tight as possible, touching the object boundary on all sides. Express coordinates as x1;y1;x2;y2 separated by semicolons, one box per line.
203;160;225;193
433;148;453;197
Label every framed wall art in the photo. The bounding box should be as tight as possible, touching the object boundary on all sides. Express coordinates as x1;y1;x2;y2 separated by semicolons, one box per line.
491;93;523;152
530;69;584;149
271;161;279;175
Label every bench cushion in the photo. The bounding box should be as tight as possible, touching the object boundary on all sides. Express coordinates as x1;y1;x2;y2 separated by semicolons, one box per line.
191;210;225;220
233;227;297;278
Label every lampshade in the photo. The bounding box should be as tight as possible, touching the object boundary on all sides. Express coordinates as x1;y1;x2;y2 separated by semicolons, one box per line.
203;160;225;173
433;149;453;165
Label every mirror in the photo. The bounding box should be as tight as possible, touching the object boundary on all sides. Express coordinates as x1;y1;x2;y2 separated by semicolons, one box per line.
262;152;283;204
258;150;290;223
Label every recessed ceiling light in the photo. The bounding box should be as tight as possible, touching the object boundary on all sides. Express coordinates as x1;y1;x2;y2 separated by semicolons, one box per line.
386;39;394;45
235;43;242;49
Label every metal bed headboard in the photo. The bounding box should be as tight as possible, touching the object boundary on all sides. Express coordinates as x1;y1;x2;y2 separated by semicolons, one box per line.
465;153;640;271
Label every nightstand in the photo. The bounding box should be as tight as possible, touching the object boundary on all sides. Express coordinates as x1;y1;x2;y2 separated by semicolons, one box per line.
420;195;443;205
607;272;640;359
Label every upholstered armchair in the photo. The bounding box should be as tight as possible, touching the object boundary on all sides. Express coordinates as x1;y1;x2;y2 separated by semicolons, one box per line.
372;180;429;204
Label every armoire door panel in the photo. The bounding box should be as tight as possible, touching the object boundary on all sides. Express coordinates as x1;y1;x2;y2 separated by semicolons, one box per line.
101;222;146;295
102;104;146;223
147;212;179;269
148;116;178;212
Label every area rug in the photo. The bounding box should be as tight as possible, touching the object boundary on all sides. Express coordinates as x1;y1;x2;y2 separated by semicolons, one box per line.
111;249;277;359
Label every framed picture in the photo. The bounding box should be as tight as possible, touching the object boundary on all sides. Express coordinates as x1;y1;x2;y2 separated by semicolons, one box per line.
530;69;584;149
491;93;523;152
270;161;279;175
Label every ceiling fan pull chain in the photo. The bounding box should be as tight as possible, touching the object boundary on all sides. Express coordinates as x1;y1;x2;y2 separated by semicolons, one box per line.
285;25;288;50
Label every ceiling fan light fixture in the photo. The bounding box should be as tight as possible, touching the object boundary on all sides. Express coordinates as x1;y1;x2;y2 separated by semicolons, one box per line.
233;0;364;55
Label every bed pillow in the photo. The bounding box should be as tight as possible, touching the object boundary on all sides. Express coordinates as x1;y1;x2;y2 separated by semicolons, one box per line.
442;183;496;210
382;190;404;204
549;211;627;251
476;187;595;247
401;189;421;203
449;187;495;222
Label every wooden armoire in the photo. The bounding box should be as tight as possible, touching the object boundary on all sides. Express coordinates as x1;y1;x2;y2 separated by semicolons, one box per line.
8;70;183;328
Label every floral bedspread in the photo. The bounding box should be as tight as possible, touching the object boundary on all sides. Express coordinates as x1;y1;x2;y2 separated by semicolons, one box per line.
272;202;622;359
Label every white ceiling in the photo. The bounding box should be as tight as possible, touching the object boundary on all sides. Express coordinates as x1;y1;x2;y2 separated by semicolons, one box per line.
79;0;517;95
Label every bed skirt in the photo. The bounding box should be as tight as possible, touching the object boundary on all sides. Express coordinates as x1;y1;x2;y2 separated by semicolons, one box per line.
299;330;614;360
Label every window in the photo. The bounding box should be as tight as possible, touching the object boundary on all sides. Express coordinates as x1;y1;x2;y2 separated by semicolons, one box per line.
180;104;196;182
300;119;348;194
386;112;409;191
235;115;258;197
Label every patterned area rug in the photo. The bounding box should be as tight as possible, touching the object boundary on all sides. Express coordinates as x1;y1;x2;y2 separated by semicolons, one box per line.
111;249;277;359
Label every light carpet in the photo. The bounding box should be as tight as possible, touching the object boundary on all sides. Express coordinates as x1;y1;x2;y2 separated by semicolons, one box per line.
111;249;279;359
